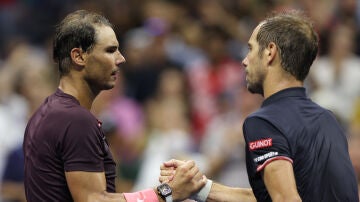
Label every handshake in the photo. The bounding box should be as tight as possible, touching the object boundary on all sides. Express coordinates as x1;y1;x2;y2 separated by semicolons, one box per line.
158;159;213;202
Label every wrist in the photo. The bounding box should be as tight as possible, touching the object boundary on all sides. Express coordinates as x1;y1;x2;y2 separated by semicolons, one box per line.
123;189;158;202
157;183;173;202
154;188;165;202
190;179;213;202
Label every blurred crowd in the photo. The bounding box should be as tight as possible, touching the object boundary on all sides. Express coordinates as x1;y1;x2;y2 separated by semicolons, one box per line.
1;0;360;201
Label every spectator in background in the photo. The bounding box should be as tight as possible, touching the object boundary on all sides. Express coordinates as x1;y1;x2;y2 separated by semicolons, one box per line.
93;69;146;193
120;26;161;104
308;23;360;126
349;99;360;198
121;0;180;104
0;42;55;201
1;145;26;202
349;131;360;199
186;25;245;143
336;0;358;27
300;0;338;55
199;85;262;188
133;67;205;191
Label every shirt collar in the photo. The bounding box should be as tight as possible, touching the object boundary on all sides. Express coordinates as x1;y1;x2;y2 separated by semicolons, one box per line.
262;87;307;107
55;88;81;105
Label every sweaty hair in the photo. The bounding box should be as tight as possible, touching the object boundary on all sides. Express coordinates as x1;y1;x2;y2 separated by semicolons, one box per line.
53;10;113;76
256;10;318;81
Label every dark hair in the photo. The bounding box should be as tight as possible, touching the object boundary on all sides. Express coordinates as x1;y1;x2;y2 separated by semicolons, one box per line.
53;10;112;76
256;10;318;81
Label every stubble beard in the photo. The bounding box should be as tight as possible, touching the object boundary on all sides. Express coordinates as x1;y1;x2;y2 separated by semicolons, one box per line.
102;81;116;91
247;75;264;96
85;77;115;96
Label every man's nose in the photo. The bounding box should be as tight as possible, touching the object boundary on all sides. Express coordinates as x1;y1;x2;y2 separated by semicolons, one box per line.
242;57;248;68
116;52;126;66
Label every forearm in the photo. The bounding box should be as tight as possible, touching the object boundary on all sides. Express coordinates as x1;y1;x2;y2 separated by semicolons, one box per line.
79;188;165;202
87;191;126;202
1;182;26;202
88;189;165;202
207;183;256;202
122;188;167;202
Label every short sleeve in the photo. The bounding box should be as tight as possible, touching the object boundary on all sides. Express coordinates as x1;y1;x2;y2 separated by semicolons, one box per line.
61;114;106;172
243;116;293;174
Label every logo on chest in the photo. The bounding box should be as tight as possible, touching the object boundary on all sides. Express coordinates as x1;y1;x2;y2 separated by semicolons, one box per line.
249;138;273;150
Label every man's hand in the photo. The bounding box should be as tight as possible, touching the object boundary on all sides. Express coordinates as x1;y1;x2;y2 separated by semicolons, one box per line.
159;159;207;201
159;159;181;183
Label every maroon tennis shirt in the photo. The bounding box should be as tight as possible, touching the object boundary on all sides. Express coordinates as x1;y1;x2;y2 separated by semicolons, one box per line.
23;89;116;201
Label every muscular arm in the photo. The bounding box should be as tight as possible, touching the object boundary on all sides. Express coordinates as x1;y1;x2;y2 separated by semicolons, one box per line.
66;171;167;202
263;160;301;202
65;171;127;202
204;160;301;202
160;159;256;202
207;183;256;202
66;160;205;202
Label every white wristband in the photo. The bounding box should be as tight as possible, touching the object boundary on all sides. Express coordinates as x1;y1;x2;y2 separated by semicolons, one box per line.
190;179;213;202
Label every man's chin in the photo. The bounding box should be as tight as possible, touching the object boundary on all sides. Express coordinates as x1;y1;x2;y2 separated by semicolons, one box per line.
103;83;115;90
247;85;263;96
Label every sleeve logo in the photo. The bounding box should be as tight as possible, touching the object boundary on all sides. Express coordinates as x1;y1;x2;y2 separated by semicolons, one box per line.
254;151;278;163
249;138;273;150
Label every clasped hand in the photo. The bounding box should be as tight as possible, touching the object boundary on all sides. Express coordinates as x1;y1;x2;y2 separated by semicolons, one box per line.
159;159;207;201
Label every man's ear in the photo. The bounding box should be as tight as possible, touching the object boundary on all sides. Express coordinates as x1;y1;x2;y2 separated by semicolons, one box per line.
70;47;86;66
265;42;278;65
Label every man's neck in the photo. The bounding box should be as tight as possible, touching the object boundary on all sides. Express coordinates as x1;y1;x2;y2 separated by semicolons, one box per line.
58;76;98;110
263;70;303;99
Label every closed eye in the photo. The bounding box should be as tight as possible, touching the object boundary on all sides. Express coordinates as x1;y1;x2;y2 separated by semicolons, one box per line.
106;46;118;53
247;43;252;51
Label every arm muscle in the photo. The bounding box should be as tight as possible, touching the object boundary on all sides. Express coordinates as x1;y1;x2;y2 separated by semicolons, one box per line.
207;183;256;202
263;160;301;202
65;171;126;202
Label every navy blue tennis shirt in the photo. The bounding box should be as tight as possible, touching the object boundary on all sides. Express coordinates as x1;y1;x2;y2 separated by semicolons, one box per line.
243;87;358;201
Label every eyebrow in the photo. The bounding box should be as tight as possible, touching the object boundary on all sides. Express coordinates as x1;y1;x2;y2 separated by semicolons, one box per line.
105;45;119;50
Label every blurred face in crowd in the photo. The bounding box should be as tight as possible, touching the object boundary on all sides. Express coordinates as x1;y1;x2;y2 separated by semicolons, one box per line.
242;24;266;96
83;25;125;91
329;24;354;59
